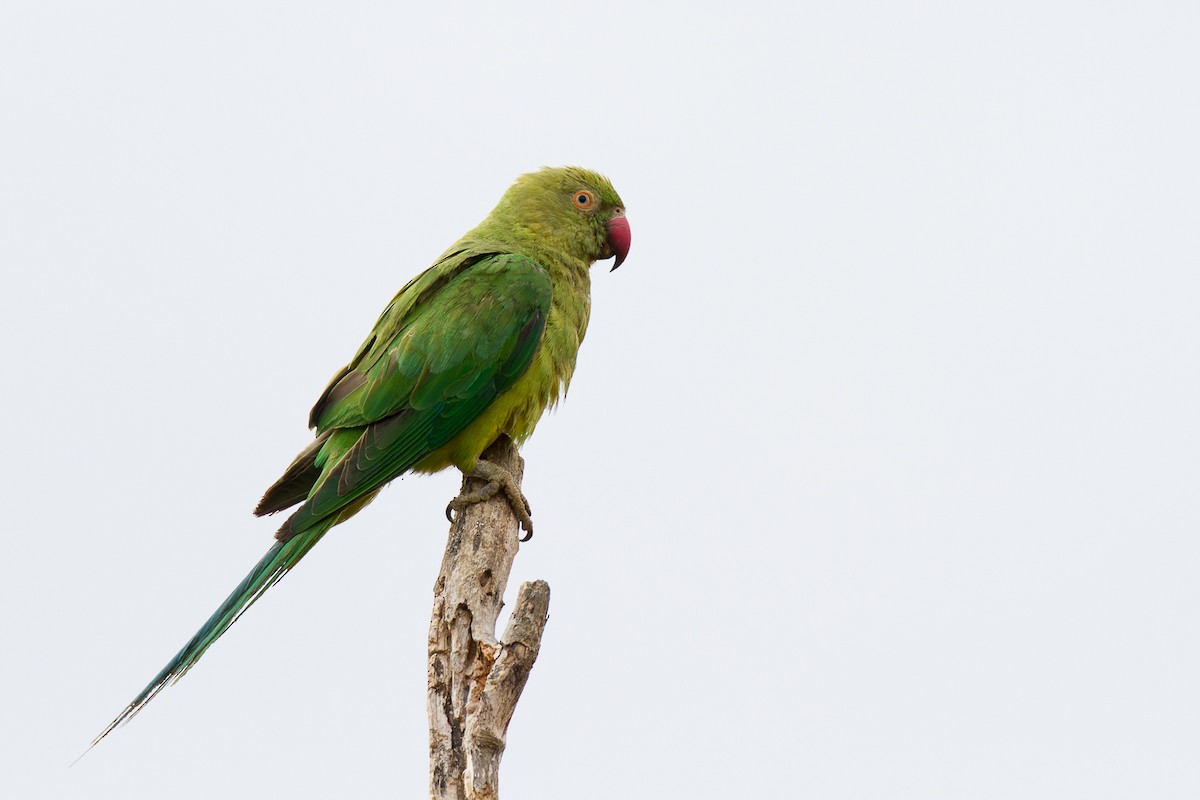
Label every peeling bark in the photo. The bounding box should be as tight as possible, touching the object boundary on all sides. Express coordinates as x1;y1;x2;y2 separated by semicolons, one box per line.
428;437;551;800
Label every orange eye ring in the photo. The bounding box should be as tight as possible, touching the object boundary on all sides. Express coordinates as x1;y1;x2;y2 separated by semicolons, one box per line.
573;190;594;209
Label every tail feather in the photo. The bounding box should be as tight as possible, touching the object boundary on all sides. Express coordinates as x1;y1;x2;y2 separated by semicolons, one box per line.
88;516;335;749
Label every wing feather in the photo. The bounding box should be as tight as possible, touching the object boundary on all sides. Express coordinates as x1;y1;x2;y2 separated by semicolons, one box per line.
281;252;551;538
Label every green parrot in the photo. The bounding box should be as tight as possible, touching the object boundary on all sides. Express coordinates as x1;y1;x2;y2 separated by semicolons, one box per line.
91;166;630;746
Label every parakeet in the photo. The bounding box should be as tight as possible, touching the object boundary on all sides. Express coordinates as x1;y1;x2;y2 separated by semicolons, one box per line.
91;165;630;746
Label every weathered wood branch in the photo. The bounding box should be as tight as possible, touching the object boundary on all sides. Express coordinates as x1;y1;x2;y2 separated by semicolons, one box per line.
427;436;551;800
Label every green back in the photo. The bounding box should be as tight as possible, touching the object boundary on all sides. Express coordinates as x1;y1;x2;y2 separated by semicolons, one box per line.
284;251;551;535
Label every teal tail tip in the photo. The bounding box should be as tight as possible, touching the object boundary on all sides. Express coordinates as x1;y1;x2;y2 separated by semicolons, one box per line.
75;667;175;764
76;522;332;762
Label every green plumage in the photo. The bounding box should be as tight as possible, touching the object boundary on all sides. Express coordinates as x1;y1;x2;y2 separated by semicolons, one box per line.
92;166;628;748
280;253;552;537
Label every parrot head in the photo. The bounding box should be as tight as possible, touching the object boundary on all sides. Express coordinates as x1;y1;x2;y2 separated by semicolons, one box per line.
491;166;630;270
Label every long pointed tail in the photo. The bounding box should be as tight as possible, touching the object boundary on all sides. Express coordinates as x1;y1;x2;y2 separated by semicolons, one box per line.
88;517;335;749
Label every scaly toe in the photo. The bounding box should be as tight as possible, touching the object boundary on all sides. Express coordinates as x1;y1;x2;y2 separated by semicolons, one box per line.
449;459;535;540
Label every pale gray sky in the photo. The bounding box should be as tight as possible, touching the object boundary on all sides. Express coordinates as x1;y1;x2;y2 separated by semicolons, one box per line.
3;2;1198;798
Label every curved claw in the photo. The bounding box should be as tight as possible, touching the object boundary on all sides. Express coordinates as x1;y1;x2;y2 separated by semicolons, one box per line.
445;459;534;539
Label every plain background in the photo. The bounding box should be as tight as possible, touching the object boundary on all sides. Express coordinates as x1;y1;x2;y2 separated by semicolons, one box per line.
3;2;1198;798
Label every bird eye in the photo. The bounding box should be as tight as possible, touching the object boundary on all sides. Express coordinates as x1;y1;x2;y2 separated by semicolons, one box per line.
573;190;594;209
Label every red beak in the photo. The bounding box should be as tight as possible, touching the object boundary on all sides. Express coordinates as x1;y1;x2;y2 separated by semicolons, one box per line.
606;213;631;271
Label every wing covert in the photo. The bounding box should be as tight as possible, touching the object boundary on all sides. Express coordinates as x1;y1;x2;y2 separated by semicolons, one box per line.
284;253;551;535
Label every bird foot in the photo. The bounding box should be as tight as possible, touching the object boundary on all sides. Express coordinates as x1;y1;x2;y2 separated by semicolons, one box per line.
445;459;534;540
